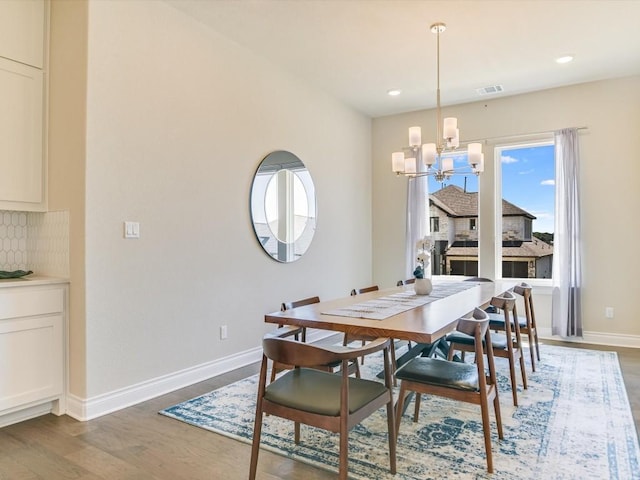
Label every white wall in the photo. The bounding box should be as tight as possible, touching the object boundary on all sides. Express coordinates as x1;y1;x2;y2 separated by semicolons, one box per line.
373;76;640;345
60;0;373;405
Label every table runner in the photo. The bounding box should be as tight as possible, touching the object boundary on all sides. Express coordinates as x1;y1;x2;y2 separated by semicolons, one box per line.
322;281;478;320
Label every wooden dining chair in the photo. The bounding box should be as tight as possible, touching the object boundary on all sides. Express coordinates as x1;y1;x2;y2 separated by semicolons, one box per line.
250;336;397;480
487;283;540;372
447;290;528;406
268;296;319;383
345;286;380;364
273;296;360;382
394;308;503;473
346;285;404;385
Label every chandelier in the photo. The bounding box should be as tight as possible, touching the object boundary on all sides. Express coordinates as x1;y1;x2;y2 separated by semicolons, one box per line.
391;23;483;182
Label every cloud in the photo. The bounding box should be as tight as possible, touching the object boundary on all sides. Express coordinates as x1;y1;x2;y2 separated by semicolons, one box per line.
541;179;555;186
518;169;534;175
501;155;518;164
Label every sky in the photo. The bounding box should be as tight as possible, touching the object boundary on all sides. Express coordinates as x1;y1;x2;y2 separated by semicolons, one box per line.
427;143;555;234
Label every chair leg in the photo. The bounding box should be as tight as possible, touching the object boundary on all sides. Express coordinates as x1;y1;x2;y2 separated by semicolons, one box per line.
339;423;348;480
249;408;264;480
386;397;397;474
534;329;541;361
294;421;300;444
519;352;528;389
395;384;409;438
390;341;398;387
507;352;519;406
479;394;494;473
526;329;536;372
413;393;421;422
493;388;504;440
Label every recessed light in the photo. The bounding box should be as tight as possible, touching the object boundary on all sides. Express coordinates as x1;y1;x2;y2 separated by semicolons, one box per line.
387;89;402;96
556;55;574;64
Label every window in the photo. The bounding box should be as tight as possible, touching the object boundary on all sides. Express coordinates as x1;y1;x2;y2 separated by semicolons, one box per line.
469;219;476;230
426;150;479;277
498;141;555;279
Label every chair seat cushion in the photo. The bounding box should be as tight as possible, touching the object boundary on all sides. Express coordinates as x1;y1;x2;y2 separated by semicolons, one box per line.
446;331;508;349
395;357;479;392
265;368;388;416
487;313;527;329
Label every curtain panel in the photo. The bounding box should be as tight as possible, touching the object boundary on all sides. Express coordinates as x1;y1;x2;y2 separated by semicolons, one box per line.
551;128;583;337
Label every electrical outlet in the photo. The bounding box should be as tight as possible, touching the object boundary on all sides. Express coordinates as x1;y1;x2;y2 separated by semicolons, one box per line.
605;307;614;319
220;325;228;340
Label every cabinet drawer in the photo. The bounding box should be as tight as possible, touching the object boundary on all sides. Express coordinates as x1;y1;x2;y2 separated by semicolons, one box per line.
0;287;64;320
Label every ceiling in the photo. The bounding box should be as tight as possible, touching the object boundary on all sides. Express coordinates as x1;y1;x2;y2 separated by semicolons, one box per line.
166;0;640;118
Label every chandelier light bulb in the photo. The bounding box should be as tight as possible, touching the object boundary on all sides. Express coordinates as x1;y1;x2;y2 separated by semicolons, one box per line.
392;152;405;173
409;127;422;147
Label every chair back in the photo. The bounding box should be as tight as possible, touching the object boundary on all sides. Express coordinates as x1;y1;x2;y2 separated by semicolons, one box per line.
513;283;531;298
281;296;320;311
456;307;490;338
489;290;516;311
263;336;390;369
351;285;379;296
397;278;415;286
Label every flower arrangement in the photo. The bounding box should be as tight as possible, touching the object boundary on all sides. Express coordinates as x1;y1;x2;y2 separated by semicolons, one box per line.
413;235;434;279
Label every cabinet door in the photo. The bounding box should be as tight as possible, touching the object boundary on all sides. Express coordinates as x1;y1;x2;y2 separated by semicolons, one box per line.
0;313;64;412
0;0;45;68
0;57;44;209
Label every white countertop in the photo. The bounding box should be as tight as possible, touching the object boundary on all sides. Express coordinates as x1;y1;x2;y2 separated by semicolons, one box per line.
0;275;69;288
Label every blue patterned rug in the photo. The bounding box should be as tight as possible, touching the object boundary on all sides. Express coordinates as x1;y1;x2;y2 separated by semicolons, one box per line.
159;344;640;479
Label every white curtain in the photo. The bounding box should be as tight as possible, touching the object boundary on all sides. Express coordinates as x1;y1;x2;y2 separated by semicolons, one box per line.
405;168;429;280
551;128;583;337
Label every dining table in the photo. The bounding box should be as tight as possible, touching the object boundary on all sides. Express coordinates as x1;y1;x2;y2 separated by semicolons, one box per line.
264;279;516;347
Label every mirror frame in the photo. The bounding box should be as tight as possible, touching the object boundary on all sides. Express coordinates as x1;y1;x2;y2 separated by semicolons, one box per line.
249;150;317;263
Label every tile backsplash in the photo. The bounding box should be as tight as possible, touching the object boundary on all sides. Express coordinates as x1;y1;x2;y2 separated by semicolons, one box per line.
0;210;69;277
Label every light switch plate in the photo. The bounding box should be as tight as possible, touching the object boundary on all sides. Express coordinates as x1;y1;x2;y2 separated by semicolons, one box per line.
124;221;140;239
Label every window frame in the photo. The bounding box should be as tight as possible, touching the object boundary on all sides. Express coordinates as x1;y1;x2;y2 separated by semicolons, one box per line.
491;138;555;281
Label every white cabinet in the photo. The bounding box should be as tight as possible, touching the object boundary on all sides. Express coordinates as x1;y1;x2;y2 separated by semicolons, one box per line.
0;58;44;209
0;0;47;212
0;283;67;427
0;0;45;68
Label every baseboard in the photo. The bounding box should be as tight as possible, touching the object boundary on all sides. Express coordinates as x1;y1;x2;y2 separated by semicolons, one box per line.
0;401;56;428
538;327;640;349
65;328;335;421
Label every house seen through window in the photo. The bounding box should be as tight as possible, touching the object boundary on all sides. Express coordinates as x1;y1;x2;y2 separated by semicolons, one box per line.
425;142;554;279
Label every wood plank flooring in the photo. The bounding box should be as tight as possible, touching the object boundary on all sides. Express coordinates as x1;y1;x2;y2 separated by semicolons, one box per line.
1;341;639;480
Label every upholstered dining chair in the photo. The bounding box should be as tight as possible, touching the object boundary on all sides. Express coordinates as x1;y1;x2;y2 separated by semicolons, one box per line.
345;285;401;385
267;296;318;383
273;296;359;382
250;336;397;480
345;286;381;364
487;283;540;371
394;308;503;473
447;290;528;406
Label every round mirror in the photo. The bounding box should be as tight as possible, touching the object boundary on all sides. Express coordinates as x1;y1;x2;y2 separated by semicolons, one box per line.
250;151;317;262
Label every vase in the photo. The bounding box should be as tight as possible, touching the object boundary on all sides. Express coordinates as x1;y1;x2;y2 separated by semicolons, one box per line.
414;277;433;295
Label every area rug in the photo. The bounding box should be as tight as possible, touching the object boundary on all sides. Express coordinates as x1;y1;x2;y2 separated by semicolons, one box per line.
159;345;640;479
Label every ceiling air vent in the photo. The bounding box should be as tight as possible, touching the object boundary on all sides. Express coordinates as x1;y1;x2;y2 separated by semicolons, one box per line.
476;84;504;95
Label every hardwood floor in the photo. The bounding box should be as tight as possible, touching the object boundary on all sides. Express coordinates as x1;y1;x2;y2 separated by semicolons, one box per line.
1;341;639;480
